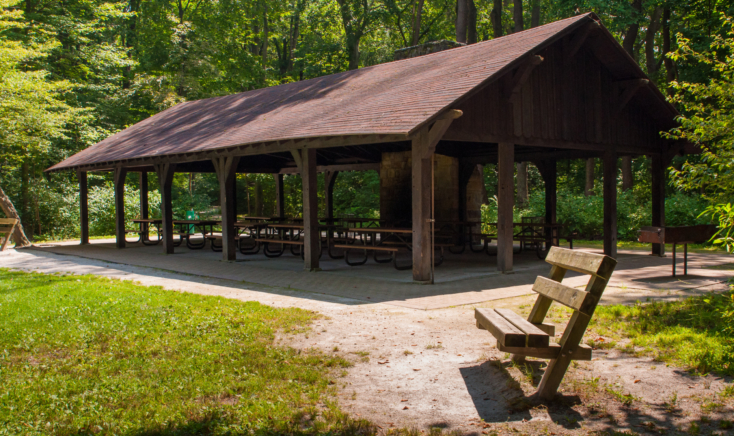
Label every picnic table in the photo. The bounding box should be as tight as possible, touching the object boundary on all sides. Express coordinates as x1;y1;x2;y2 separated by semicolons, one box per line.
173;219;219;249
335;227;451;270
253;223;338;258
131;219;163;245
485;221;572;258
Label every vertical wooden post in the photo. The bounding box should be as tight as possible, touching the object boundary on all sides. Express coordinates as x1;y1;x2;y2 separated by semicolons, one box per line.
324;170;339;219
603;150;618;258
77;170;89;245
273;174;284;218
155;163;176;254
294;149;320;271
543;160;557;245
214;156;240;261
651;154;666;256
411;128;432;283
497;143;515;273
139;172;149;238
114;167;127;249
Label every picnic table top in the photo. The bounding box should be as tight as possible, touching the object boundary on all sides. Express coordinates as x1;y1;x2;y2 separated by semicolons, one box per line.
341;218;388;222
268;223;337;229
173;219;220;225
132;219;162;224
350;227;412;234
236;216;273;221
486;222;566;227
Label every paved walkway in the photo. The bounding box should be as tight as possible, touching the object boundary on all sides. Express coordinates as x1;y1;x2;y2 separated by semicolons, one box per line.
4;239;732;309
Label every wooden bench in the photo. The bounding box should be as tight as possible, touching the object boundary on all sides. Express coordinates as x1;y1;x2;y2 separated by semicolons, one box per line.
0;218;18;251
475;247;617;399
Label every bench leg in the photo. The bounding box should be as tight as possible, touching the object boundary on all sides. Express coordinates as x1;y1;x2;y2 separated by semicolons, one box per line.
373;250;393;263
239;238;260;255
328;243;345;259
393;252;412;270
434;247;444;267
345;248;368;266
263;242;285;258
210;239;223;252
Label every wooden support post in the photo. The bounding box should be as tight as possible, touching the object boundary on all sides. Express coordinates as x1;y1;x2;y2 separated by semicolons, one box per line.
114;167;127;249
155;163;176;254
293;149;320;271
603;150;618;258
412;127;432;283
77;170;89;245
213;156;240;261
497;143;515;273
324;170;339;219
273;174;284;218
651;154;666;256
542;160;557;245
140;172;148;237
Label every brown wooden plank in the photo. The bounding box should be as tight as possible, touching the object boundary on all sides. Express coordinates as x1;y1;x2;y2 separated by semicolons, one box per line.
411;127;432;283
498;342;592;361
495;308;550;348
114;167;127;249
545;246;616;279
475;308;526;348
603;150;618;258
532;276;597;314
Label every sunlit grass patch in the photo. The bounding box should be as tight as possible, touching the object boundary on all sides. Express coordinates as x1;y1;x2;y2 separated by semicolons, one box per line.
0;269;356;435
590;291;734;376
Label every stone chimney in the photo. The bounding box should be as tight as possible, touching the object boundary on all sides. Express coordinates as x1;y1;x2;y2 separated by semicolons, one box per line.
393;40;465;61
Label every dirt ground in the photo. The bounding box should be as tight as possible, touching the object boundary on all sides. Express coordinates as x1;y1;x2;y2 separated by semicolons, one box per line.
2;247;733;435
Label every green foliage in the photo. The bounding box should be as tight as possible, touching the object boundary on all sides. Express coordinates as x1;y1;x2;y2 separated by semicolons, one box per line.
591;291;734;376
0;268;360;435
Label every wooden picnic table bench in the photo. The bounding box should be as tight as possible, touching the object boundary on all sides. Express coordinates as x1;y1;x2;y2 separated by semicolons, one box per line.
173;219;219;250
0;218;18;251
475;247;617;399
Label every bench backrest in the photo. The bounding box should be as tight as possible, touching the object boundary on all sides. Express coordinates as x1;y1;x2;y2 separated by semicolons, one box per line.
528;246;617;333
0;218;18;232
0;218;18;251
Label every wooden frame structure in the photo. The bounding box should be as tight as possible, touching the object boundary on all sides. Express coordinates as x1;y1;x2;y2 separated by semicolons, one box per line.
48;14;688;282
475;246;617;398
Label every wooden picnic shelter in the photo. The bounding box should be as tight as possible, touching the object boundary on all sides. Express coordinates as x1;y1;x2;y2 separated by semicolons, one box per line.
47;13;689;283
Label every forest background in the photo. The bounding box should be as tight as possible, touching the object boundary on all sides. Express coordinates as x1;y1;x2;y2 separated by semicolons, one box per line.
0;0;732;241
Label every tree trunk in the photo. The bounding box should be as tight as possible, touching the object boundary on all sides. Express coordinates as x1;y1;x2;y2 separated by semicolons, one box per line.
662;7;676;93
513;0;523;33
645;6;663;76
287;3;301;73
491;0;503;38
261;4;269;70
456;0;467;43
411;0;424;45
467;0;477;44
0;185;31;247
622;0;642;59
530;0;540;27
516;162;528;207
622;156;633;191
585;158;595;196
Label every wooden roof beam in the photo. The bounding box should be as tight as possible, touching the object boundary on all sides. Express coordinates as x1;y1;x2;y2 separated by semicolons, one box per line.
566;21;601;59
422;109;463;158
506;55;544;100
616;79;649;112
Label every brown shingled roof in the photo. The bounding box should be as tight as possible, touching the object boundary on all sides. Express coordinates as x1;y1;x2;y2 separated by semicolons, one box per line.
48;13;668;172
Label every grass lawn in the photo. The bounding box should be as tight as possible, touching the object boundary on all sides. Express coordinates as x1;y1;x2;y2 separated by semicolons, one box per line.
571;239;727;254
0;269;370;435
586;291;734;377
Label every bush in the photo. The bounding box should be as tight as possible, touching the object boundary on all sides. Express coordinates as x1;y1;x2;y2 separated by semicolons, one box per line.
88;183;161;237
486;188;710;241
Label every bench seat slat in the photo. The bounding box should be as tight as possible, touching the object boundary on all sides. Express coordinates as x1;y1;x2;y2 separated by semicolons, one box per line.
254;238;303;245
497;343;592;361
333;244;398;252
532;276;597;314
475;308;526;348
495;308;549;348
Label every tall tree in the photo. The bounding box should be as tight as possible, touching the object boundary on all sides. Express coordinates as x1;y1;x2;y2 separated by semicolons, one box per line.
411;0;424;45
530;0;539;28
645;6;663;76
514;0;523;32
622;0;643;59
456;0;467;43
336;0;375;70
491;0;503;37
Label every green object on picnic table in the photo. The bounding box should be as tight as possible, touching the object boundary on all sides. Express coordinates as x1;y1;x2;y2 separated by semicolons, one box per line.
185;210;198;233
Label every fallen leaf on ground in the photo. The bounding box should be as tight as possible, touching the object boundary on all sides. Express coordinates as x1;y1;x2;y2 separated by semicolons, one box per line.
413;369;421;371
634;379;641;383
403;406;409;410
401;399;408;402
